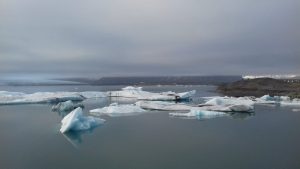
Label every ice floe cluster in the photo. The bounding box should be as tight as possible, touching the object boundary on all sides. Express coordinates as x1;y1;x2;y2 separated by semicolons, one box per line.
1;86;300;134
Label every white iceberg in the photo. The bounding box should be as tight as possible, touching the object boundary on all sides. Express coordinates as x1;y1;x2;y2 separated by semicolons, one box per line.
254;95;300;107
136;100;254;112
136;101;192;111
78;92;108;99
90;103;146;117
0;91;107;105
169;109;228;120
108;86;195;101
202;97;254;112
280;100;300;107
52;100;84;112
205;96;255;106
60;107;105;133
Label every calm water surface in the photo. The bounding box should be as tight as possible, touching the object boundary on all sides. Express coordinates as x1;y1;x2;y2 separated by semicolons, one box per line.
0;85;299;169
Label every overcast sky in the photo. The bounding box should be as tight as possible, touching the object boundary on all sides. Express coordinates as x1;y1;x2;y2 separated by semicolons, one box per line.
0;0;299;77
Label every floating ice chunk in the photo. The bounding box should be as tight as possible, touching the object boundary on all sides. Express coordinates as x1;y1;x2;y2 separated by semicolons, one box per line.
255;95;277;104
108;86;195;101
292;109;300;112
90;103;146;117
205;97;255;106
0;91;107;105
279;96;291;102
52;100;84;112
203;97;254;112
177;90;196;99
169;109;228;120
78;92;107;99
122;86;143;91
199;104;254;112
136;100;254;112
136;101;192;111
280;100;300;107
60;107;105;133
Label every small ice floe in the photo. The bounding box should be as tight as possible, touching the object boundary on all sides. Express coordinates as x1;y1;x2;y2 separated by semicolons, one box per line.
52;100;84;112
60;107;105;133
275;96;300;107
0;91;107;105
136;101;192;111
169;109;228;120
90;103;146;117
108;86;196;101
292;109;300;112
255;95;278;104
78;92;108;99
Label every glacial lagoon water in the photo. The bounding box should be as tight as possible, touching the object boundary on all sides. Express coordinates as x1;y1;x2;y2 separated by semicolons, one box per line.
0;85;300;169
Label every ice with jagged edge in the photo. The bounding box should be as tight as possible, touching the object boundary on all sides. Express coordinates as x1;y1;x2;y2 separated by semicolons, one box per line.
255;95;300;106
60;107;105;133
169;109;228;120
136;100;254;112
136;101;192;111
90;103;146;117
52;100;84;112
108;86;196;101
0;91;107;105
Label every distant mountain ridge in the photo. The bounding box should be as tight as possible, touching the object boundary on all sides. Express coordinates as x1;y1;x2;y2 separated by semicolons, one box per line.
63;76;242;86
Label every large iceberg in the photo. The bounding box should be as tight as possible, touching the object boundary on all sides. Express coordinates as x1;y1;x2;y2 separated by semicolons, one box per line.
90;103;146;117
0;91;107;105
136;100;254;112
60;107;105;133
108;86;196;101
202;97;254;112
169;109;228;120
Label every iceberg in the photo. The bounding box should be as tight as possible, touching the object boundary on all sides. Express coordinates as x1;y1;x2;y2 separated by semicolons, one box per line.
280;100;300;107
60;107;105;133
78;92;108;99
52;100;84;112
136;100;254;112
0;91;107;105
205;96;255;106
169;109;228;120
108;86;195;101
90;103;146;117
202;97;254;112
136;101;192;111
292;109;300;112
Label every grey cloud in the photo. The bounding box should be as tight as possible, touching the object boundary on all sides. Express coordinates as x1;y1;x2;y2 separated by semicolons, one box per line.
0;0;299;77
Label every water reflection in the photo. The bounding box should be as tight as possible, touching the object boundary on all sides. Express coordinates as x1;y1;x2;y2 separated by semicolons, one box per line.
170;112;255;121
62;128;98;148
229;112;255;120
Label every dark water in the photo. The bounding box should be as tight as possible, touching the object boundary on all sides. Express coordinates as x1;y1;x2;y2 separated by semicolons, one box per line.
0;85;300;169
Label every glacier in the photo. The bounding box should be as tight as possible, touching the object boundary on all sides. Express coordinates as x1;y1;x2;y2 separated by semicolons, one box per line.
60;107;105;133
108;86;196;101
90;103;146;117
